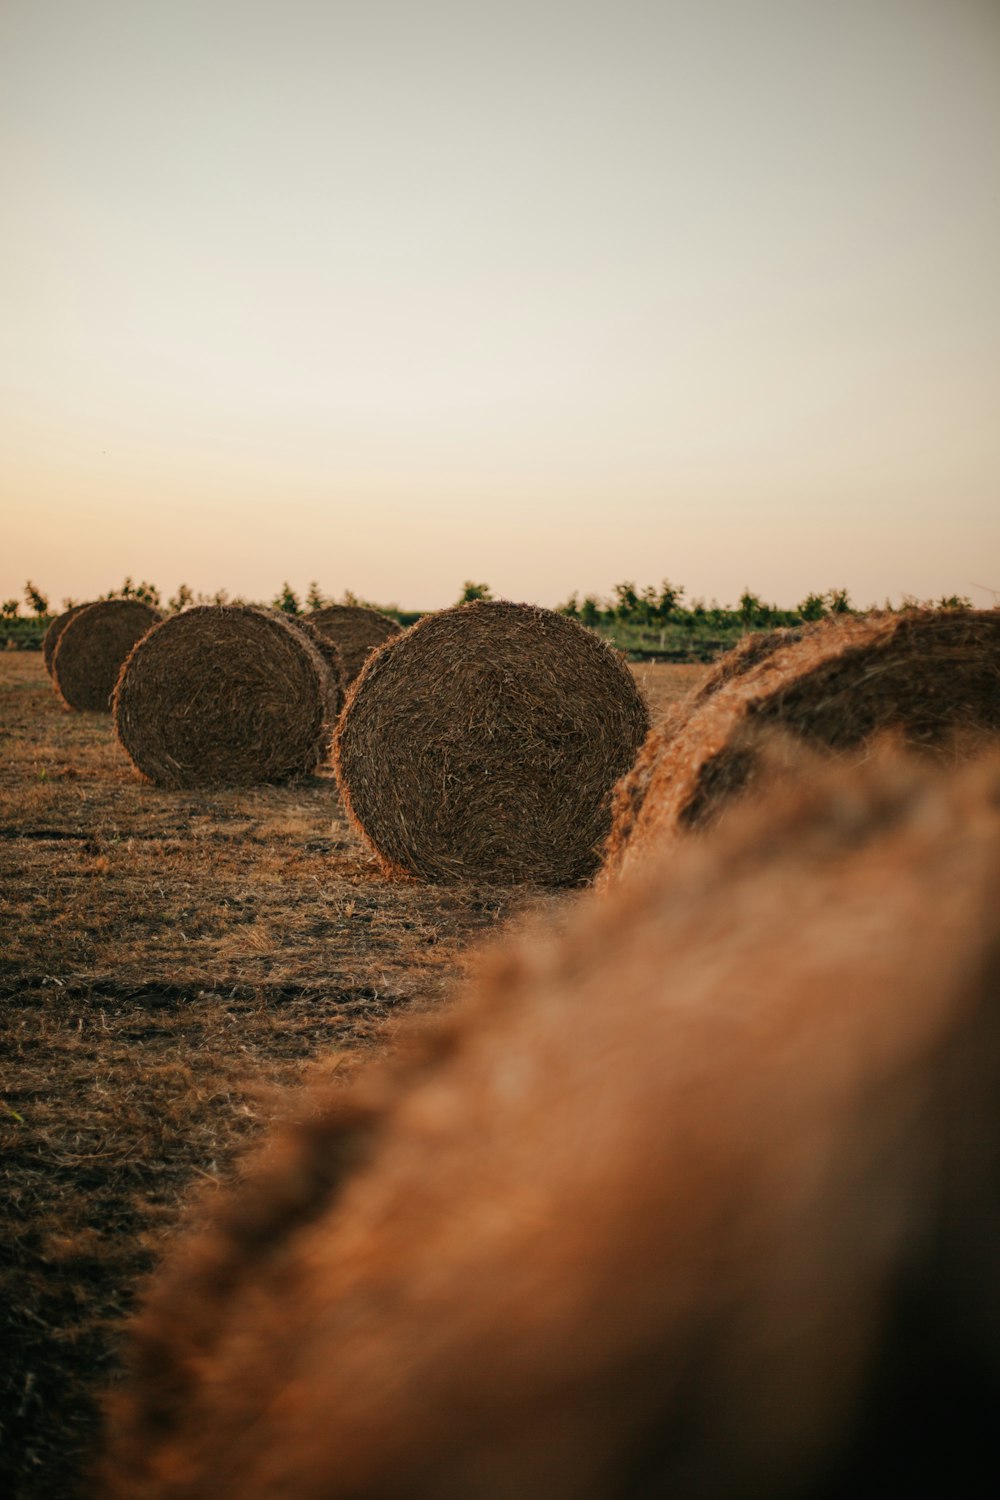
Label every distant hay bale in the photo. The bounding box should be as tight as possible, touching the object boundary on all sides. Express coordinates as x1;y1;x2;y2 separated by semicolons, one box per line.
113;605;331;787
102;749;1000;1500
270;611;345;725
42;602;92;676
308;604;402;684
334;600;650;885
604;608;1000;883
52;599;162;711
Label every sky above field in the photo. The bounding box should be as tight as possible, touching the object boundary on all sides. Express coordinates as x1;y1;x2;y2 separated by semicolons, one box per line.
2;0;999;612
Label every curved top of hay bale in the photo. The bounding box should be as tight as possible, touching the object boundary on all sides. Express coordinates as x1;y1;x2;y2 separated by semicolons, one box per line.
114;605;331;788
42;602;93;676
602;608;1000;884
334;599;650;886
308;605;402;685
52;599;162;711
690;625;805;705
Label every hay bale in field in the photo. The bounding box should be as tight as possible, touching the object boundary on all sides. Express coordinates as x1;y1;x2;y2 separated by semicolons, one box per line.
603;608;1000;883
270;612;345;725
334;599;650;885
113;605;331;787
52;599;162;711
102;750;1000;1500
42;602;93;676
308;604;402;684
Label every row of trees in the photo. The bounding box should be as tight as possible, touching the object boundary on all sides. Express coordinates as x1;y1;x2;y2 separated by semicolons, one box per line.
565;581;973;630
3;577;977;631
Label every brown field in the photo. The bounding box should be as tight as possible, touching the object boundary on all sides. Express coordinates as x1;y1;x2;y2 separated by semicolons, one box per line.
0;651;706;1500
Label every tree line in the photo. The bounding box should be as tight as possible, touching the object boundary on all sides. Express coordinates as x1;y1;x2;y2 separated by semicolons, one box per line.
2;575;977;639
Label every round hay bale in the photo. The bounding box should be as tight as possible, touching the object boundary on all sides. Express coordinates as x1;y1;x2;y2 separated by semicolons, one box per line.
42;602;93;676
270;612;345;725
114;605;331;787
334;600;650;885
308;604;402;685
52;599;163;711
603;607;1000;882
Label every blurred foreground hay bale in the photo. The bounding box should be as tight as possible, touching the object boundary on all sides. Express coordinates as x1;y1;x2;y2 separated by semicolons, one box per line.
102;748;1000;1499
52;600;162;711
308;604;402;684
42;602;92;676
334;600;650;885
604;608;1000;882
114;605;331;787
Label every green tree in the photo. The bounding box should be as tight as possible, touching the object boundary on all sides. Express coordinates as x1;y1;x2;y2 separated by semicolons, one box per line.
105;577;161;607
738;589;766;624
579;595;601;628
556;592;580;618
168;583;194;613
2;599;19;619
273;582;301;616
457;581;493;604
826;587;852;615
24;580;49;615
305;580;325;612
653;579;685;621
797;591;827;621
612;582;639;621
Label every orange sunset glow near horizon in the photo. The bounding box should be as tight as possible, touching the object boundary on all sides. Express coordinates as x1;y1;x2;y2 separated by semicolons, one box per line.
2;0;999;615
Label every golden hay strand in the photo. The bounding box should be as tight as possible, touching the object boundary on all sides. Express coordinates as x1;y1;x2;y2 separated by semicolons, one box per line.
308;604;402;685
113;605;330;787
102;749;1000;1500
603;608;1000;883
334;600;650;885
42;602;93;676
51;600;163;711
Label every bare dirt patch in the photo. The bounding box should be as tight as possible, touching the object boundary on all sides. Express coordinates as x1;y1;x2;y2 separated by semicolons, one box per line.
0;652;704;1499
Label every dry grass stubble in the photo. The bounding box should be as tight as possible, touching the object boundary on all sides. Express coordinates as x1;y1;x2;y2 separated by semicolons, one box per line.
2;651;579;1499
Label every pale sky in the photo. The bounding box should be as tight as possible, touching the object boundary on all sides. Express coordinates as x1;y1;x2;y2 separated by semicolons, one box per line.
2;0;998;612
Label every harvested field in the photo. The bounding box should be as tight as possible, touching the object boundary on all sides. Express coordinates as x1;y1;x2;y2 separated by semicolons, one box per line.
0;652;703;1500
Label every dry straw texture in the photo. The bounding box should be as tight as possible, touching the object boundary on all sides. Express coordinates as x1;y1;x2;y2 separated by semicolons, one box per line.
51;599;162;711
308;604;402;684
272;611;345;725
103;749;1000;1500
113;605;330;788
688;623;804;704
604;607;1000;883
334;599;650;885
42;602;92;676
